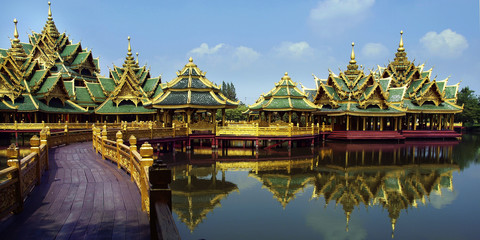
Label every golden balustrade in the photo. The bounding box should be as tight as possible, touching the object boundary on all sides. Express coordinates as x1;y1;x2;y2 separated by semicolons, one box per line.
0;130;48;218
216;122;333;137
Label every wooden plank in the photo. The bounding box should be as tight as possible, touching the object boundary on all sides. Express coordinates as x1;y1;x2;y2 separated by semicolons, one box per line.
112;210;127;240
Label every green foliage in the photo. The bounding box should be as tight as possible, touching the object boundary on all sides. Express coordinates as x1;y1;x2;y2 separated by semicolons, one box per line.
220;81;238;101
216;103;248;121
456;87;480;127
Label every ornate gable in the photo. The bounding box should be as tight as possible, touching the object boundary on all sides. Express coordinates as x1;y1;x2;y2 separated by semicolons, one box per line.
412;81;444;106
358;82;389;109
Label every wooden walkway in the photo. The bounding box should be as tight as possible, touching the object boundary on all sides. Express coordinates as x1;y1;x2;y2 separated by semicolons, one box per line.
0;142;150;240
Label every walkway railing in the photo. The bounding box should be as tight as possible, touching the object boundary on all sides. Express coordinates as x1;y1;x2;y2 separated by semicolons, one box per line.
216;122;333;137
92;125;180;239
0;130;48;219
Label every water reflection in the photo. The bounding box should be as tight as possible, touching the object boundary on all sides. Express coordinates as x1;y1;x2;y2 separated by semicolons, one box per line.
165;140;465;237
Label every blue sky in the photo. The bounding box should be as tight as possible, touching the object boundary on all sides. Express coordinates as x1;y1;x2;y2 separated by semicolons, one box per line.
1;0;478;104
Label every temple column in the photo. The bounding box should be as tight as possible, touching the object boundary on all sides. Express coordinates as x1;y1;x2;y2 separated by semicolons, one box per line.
346;115;350;131
362;117;366;131
356;117;359;130
430;115;434;130
288;112;292;123
450;114;454;130
116;115;120;123
413;114;417;130
394;117;398;131
136;114;139;122
399;117;402;131
438;115;442;130
380;117;384;131
34;112;38;123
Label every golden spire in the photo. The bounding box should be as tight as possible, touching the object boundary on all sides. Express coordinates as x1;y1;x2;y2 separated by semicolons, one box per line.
48;1;52;20
127;36;132;56
345;211;350;232
9;18;27;58
186;57;196;67
123;36;137;67
398;30;405;52
13;19;19;42
136;52;139;65
391;218;397;238
189;57;193;62
350;42;356;65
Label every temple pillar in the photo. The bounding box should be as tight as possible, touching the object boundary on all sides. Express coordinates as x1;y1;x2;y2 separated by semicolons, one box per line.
356;117;359;130
380;117;384;131
288;112;292;123
398;117;402;131
430;115;434;130
450;114;454;130
413;114;417;130
116;115;120;123
394;118;398;131
346;115;350;131
362;117;366;131
136;114;139;122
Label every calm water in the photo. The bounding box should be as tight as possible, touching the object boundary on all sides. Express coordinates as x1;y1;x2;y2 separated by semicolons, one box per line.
163;134;480;240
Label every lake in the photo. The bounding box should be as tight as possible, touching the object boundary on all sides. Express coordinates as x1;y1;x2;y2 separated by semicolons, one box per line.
163;134;480;240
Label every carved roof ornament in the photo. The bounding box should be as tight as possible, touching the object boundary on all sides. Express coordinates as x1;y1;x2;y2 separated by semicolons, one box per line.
344;42;362;82
123;36;138;68
9;19;27;59
42;2;60;40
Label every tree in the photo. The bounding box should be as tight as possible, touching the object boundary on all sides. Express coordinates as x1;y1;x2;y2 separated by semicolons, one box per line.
456;87;480;127
220;81;238;101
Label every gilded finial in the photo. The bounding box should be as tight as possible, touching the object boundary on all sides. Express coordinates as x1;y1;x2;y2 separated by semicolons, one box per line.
13;19;19;40
285;72;288;76
189;57;193;62
136;52;139;64
48;2;52;20
127;36;132;56
349;42;356;64
398;30;405;52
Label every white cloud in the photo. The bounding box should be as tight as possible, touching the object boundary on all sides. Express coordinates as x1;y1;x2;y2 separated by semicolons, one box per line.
309;0;375;34
275;41;314;59
189;43;225;56
420;29;468;58
361;43;388;59
232;46;261;68
429;190;458;209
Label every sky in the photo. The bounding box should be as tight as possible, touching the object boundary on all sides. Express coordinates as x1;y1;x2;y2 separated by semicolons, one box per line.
1;0;479;105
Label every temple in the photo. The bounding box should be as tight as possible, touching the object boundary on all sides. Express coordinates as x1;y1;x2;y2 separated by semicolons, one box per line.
308;34;462;139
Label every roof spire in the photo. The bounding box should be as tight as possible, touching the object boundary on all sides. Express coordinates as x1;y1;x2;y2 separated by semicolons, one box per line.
136;52;139;65
42;1;59;39
13;18;19;41
398;30;405;52
349;42;356;65
48;1;52;20
123;36;137;67
9;18;27;58
127;36;132;56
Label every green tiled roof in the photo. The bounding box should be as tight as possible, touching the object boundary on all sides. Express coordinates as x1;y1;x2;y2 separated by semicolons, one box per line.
290;98;316;110
60;44;80;58
0;49;7;57
37;76;58;94
64;80;74;96
142;77;159;93
378;79;390;91
96;99;155;114
85;82;107;100
98;77;115;93
387;88;405;102
37;98;88;113
171;78;188;89
156;92;188;105
403;99;461;112
20;43;33;55
75;87;96;106
191;78;209;89
28;70;48;88
444;85;458;99
436;80;447;92
264;98;290;109
190;92;222;106
71;52;90;66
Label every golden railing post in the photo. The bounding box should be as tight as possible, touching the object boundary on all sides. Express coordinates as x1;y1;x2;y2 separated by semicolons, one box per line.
149;121;153;139
30;135;41;185
172;123;176;137
140;142;154;211
101;125;107;160
129;135;137;182
64;123;69;145
91;124;96;149
116;131;123;169
40;129;49;170
7;143;22;213
321;122;325;132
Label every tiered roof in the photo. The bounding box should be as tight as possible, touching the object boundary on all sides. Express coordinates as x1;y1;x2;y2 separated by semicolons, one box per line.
312;34;462;116
150;57;238;109
92;37;160;115
249;72;318;112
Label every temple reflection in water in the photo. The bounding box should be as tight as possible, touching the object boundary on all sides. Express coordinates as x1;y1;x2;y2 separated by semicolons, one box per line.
164;141;459;236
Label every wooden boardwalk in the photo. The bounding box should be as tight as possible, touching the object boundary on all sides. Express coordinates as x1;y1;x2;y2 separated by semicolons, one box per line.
0;142;150;240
